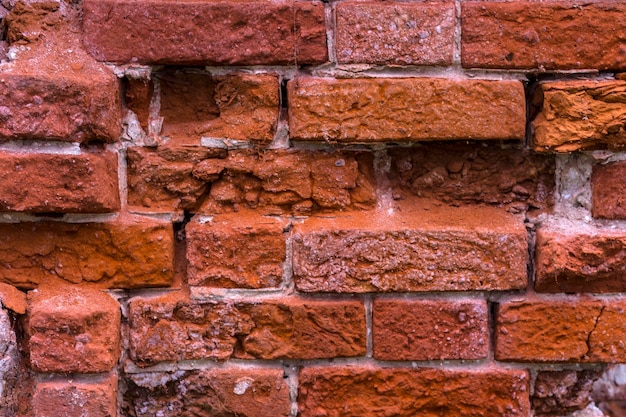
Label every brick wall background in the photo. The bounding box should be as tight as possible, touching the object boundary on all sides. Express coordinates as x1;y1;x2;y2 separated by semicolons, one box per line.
1;0;626;416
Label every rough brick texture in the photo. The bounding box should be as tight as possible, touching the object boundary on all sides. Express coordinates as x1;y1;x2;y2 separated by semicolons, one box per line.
535;227;626;293
496;300;626;363
0;151;119;213
32;374;117;417
82;0;328;65
293;201;528;292
125;368;290;417
592;161;626;219
299;366;530;416
462;1;626;70
0;219;174;289
0;283;26;315
533;370;601;416
532;80;626;152
186;213;287;289
129;295;366;366
289;77;526;142
373;299;488;361
28;286;120;373
335;1;455;66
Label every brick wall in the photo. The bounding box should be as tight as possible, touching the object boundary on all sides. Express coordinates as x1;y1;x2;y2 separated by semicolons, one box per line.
1;0;626;416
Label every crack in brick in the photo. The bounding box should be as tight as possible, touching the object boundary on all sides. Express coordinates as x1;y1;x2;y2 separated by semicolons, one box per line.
584;305;605;359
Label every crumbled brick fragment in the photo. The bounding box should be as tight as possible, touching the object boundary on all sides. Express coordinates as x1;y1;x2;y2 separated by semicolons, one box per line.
532;80;626;152
0;219;174;289
125;368;290;417
462;1;626;70
83;0;327;65
28;286;120;373
592;161;626;219
373;299;488;361
292;200;528;292
0;283;26;314
0;151;119;213
186;212;287;289
336;1;455;65
129;294;366;366
288;77;526;142
533;370;601;416
299;366;530;416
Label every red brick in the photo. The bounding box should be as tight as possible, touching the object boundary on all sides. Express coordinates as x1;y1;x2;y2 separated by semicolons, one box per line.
292;200;528;292
535;227;626;293
0;151;119;213
0;219;174;289
0;283;26;315
82;0;327;65
373;299;488;361
28;286;120;373
299;366;530;416
126;368;290;417
186;212;287;289
33;373;117;417
335;1;455;65
288;77;526;142
532;80;626;152
129;294;366;365
592;161;626;219
496;299;626;363
462;1;626;70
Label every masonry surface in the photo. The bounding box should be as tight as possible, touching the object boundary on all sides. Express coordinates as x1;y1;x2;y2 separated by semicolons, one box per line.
1;1;626;416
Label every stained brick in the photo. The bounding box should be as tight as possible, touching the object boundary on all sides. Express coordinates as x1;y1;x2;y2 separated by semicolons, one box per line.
292;200;528;292
32;373;117;417
592;161;626;220
0;219;174;289
535;227;626;293
462;1;626;70
532;80;626;152
129;294;366;366
0;151;119;213
533;370;601;415
299;366;530;416
186;212;287;289
335;1;455;66
125;368;290;417
373;299;488;361
496;300;626;363
288;77;526;142
82;0;327;65
28;286;120;373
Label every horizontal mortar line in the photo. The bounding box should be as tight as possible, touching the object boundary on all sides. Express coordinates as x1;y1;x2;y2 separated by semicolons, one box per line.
0;141;82;155
0;212;120;224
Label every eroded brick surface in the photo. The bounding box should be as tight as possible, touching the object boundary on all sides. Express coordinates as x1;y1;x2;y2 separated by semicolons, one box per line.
83;0;328;65
293;200;528;292
125;368;290;417
592;161;626;219
129;295;366;366
533;370;601;416
462;1;626;70
0;151;119;213
288;77;526;142
0;220;174;289
28;286;120;373
299;366;530;416
0;283;26;314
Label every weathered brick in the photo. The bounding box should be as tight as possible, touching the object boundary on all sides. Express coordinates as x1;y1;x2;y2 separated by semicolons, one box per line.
125;368;290;417
28;286;120;373
292;200;528;292
335;1;455;65
462;1;626;70
0;219;174;289
373;299;488;361
299;366;530;416
535;227;626;293
83;0;327;65
33;373;117;417
532;80;626;152
390;143;555;212
288;77;526;142
129;294;366;365
496;300;626;362
186;213;287;289
0;151;119;213
0;282;26;314
592;161;626;219
157;71;279;144
0;307;19;414
533;370;601;416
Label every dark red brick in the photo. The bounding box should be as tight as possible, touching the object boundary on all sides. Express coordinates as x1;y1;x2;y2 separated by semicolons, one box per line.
592;161;626;219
